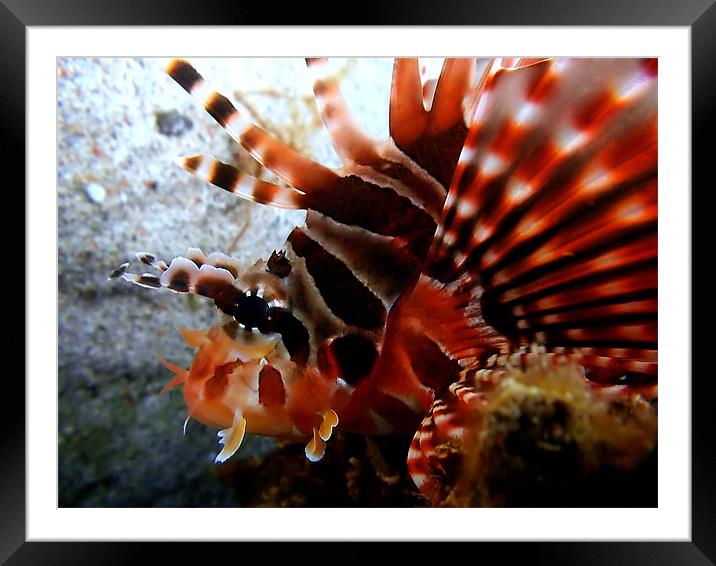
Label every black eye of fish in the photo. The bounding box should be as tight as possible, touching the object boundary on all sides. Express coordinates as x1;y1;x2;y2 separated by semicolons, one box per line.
235;293;270;330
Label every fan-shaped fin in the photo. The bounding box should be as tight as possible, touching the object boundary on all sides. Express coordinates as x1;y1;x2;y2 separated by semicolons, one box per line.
406;383;475;504
423;58;658;385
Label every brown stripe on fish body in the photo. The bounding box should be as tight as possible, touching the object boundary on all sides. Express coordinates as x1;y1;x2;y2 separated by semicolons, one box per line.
304;211;421;306
288;228;386;331
194;273;235;302
280;242;352;363
258;365;286;406
205;361;240;400
360;152;448;219
303;175;437;261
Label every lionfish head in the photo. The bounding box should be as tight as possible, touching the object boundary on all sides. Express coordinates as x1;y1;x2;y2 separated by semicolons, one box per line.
112;244;350;463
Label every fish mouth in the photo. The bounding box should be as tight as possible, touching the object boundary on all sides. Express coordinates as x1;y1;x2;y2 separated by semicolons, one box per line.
170;322;339;464
218;320;282;362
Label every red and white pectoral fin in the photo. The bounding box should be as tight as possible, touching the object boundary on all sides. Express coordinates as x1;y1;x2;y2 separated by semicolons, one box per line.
394;273;509;377
406;414;435;498
423;58;658;385
407;400;469;505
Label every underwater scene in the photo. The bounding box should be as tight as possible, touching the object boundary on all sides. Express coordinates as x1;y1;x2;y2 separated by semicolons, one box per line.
58;57;657;507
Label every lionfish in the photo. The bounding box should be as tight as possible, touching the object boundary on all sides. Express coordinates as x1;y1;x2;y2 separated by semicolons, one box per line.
111;57;657;504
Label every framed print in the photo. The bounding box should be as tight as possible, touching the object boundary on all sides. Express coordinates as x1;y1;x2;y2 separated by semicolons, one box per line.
9;0;711;563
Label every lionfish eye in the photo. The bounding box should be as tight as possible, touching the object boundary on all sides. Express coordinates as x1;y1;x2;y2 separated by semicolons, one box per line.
234;292;270;330
221;269;291;332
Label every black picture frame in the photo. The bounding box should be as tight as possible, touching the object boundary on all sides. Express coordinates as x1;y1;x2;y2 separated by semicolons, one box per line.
7;0;709;563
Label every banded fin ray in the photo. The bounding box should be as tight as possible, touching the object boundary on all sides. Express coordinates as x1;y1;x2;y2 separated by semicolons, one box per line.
166;59;341;194
166;59;444;258
177;155;306;209
304;58;457;218
305;57;379;166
